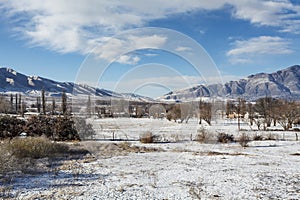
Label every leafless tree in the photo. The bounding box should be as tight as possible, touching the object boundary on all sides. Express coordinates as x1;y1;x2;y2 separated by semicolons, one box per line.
277;100;300;130
199;100;212;125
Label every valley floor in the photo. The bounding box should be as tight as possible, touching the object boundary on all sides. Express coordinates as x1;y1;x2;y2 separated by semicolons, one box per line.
3;118;300;199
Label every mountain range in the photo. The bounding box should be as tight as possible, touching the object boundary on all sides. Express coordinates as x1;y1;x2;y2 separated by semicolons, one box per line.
1;65;300;102
161;65;300;101
0;67;153;102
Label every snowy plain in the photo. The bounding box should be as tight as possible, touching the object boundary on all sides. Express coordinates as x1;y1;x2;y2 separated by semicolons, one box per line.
6;118;300;199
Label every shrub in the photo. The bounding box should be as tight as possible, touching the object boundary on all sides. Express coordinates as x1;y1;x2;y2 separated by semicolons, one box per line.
195;128;214;143
217;133;234;143
238;133;251;147
53;116;80;141
253;134;263;141
0;116;25;138
23;115;55;137
9;137;69;159
74;117;96;140
265;133;276;140
140;132;158;143
0;141;15;174
0;115;80;141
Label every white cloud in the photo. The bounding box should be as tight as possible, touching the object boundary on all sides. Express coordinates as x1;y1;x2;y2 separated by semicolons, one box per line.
1;0;300;59
227;36;293;64
92;34;167;63
0;0;225;57
175;46;192;52
230;0;300;33
144;53;158;57
117;55;141;65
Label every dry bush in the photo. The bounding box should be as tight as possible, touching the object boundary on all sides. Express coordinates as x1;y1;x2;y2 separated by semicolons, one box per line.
217;133;234;143
253;134;263;141
140;132;158;143
195;128;214;143
0;141;15;174
9;137;69;159
238;133;251;147
265;133;276;140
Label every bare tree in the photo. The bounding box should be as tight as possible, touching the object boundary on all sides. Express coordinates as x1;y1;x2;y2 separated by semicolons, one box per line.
10;94;13;113
166;104;181;122
226;100;236;116
180;102;194;123
61;90;67;115
0;95;9;113
15;93;18;113
254;97;273;130
52;98;56;115
86;95;92;118
247;102;254;126
37;97;41;113
18;94;22;113
277;100;300;130
199;101;212;125
42;89;46;115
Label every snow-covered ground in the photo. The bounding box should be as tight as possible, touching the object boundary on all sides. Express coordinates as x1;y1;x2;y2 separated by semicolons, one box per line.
4;118;300;199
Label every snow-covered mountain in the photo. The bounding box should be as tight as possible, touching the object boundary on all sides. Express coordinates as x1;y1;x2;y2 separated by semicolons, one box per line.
0;67;154;102
160;65;300;101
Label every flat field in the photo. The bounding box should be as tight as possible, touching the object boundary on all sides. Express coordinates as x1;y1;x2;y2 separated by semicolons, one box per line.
3;118;300;199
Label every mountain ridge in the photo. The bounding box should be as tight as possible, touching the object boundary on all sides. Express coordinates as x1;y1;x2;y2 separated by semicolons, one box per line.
1;65;300;102
161;65;300;101
0;67;154;102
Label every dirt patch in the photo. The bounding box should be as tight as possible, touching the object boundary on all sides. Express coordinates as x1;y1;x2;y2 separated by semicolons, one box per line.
79;141;164;158
291;153;300;156
193;151;249;156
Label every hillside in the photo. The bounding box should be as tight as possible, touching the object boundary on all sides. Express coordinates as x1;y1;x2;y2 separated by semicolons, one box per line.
161;65;300;101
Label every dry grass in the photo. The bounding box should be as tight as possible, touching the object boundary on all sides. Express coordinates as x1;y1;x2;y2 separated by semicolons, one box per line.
253;134;264;141
0;141;14;174
265;133;276;140
80;141;163;158
139;132;159;143
238;133;251;147
9;137;69;159
195;128;215;143
217;133;235;143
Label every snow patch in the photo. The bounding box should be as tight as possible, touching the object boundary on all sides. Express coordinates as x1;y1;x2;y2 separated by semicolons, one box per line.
6;78;14;85
27;77;35;86
6;68;17;75
33;76;41;81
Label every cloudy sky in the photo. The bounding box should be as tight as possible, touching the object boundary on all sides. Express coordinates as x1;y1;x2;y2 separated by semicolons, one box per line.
0;0;300;97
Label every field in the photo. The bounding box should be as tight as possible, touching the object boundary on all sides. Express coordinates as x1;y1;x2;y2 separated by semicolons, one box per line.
1;118;300;199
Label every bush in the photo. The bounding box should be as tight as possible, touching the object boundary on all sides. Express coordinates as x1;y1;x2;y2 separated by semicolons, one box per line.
0;141;15;174
9;137;69;159
74;117;96;140
0;116;25;138
265;133;276;140
53;116;80;141
140;132;158;143
238;133;250;147
23;115;55;137
217;133;234;143
253;134;263;141
0;115;80;141
195;128;214;143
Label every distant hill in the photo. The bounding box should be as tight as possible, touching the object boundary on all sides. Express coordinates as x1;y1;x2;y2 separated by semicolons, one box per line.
0;67;153;102
160;65;300;101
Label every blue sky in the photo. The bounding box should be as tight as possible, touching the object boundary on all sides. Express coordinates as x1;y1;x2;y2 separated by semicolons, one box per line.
0;0;300;98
